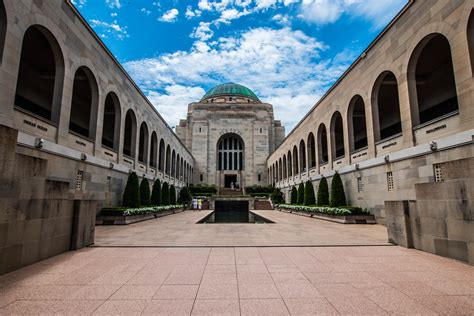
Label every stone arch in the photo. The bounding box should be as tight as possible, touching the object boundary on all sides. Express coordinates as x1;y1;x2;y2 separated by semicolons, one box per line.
69;66;99;140
138;122;149;164
278;158;283;181
158;139;165;171
408;33;459;126
283;155;287;179
0;0;6;64
217;133;244;171
15;25;64;124
299;140;306;172
317;123;328;164
469;10;474;76
307;132;316;168
292;145;298;175
123;109;137;158
171;150;176;177
371;71;402;141
165;145;171;175
176;154;180;179
330;111;345;159
102;92;121;150
150;131;158;168
347;95;368;152
287;150;292;177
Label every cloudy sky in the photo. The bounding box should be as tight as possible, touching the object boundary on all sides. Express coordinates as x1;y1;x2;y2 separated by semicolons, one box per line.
73;0;407;132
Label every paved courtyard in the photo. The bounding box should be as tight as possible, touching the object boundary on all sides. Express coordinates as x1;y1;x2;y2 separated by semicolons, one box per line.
94;210;389;247
1;245;473;315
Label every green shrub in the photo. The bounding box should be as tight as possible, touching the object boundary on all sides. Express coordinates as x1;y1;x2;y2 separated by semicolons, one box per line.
140;178;151;206
297;183;304;205
178;186;192;206
290;186;297;204
122;172;140;208
330;172;347;207
317;176;329;206
304;181;316;205
151;179;162;205
161;182;170;205
245;185;274;194
188;184;217;194
170;185;177;205
270;188;284;204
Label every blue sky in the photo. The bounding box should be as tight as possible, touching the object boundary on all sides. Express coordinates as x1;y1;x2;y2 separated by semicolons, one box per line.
73;0;407;132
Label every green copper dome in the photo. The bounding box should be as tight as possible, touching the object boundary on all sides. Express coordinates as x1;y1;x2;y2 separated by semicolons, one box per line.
201;83;260;101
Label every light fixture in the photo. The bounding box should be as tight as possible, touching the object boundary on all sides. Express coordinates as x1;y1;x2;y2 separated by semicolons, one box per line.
430;141;438;152
35;138;44;149
81;153;87;161
384;155;390;163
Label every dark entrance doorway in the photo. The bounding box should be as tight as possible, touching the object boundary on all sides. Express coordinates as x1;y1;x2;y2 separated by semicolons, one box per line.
224;175;237;188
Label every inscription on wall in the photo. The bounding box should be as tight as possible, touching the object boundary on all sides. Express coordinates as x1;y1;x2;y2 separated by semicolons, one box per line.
426;124;447;135
23;119;48;132
382;142;397;149
352;151;367;160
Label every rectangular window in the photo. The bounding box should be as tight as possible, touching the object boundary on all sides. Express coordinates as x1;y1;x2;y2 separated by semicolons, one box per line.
433;164;443;183
200;174;203;182
105;176;111;193
75;170;84;191
258;174;261;182
387;171;394;191
357;177;363;193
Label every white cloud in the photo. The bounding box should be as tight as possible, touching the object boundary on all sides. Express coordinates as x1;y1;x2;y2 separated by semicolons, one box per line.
141;8;151;16
298;0;406;27
159;8;179;23
185;6;202;19
71;0;86;8
105;0;121;9
272;13;290;26
125;27;351;130
191;22;214;41
90;19;128;40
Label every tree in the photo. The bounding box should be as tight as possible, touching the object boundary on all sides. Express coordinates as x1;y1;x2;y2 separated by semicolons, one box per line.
330;172;347;207
290;186;297;205
122;172;140;208
151;179;162;206
140;178;151;206
304;180;316;205
178;186;192;207
297;182;305;205
317;176;329;206
161;182;170;205
170;185;177;204
271;188;284;204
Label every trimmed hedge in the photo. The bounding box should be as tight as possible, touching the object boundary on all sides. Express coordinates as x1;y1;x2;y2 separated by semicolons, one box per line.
178;186;192;205
297;183;304;205
270;188;284;204
188;184;217;194
170;185;177;205
304;181;316;206
317;176;329;206
151;179;162;206
140;178;151;207
101;205;182;216
277;204;367;216
123;172;140;208
161;182;170;205
330;172;347;207
290;186;297;205
245;185;274;194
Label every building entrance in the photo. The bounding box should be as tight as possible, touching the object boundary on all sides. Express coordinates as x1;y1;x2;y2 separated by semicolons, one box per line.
224;175;237;188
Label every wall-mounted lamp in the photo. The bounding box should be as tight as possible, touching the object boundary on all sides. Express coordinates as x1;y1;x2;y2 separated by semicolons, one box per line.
355;163;360;170
109;162;114;169
81;153;87;161
384;155;390;163
430;140;438;152
35;138;44;149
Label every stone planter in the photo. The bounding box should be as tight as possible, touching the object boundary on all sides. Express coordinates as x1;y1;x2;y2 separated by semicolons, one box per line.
97;209;184;225
278;208;376;224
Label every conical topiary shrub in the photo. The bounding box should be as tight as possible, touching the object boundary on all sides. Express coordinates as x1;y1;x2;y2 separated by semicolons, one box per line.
140;178;151;206
122;172;140;208
304;180;316;206
297;182;304;205
170;185;177;204
271;188;284;204
317;176;329;206
290;186;297;205
151;179;162;206
178;186;192;207
330;172;347;207
161;182;170;206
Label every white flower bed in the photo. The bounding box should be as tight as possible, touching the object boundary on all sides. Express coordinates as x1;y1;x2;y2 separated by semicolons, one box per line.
123;205;182;216
277;204;352;216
